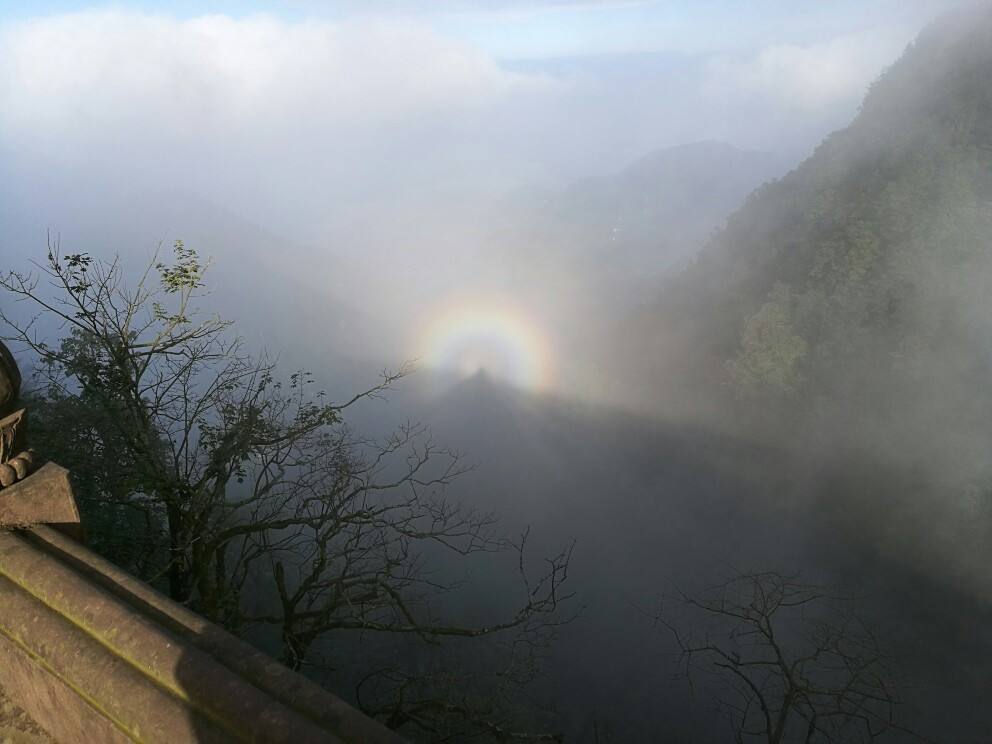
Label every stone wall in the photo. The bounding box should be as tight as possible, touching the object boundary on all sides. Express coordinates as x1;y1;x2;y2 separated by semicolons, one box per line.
0;525;405;743
0;684;53;744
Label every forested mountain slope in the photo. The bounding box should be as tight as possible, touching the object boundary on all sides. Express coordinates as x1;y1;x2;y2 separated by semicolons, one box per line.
618;4;992;452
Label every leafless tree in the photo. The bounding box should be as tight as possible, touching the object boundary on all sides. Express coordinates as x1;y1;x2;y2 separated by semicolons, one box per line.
0;240;574;740
652;571;929;744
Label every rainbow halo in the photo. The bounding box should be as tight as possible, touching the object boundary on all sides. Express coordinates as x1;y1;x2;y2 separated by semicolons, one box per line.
415;298;555;392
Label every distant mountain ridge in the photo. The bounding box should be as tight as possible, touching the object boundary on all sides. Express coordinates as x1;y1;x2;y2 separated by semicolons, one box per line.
479;139;783;399
580;142;784;277
533;139;783;279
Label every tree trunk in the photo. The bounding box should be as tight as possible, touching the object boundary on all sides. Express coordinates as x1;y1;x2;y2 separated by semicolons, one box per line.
166;501;190;602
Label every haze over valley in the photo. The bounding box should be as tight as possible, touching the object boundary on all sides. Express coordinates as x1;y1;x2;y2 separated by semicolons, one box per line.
2;2;992;741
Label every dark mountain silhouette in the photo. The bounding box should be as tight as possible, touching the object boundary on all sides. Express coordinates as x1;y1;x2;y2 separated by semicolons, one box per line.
382;363;992;741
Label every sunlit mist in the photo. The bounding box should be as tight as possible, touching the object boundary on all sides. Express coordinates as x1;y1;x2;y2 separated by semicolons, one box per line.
414;297;556;391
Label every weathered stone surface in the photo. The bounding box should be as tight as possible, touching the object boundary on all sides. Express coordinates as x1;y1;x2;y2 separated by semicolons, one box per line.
0;572;238;743
0;526;406;744
0;464;81;539
0;410;26;467
8;458;27;481
0;682;53;744
28;526;407;743
0;606;137;744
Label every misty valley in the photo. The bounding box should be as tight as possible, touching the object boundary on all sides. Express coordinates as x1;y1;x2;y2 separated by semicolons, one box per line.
2;2;992;743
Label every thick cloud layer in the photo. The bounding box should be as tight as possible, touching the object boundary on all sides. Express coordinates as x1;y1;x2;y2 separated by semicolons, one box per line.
0;12;552;225
0;3;962;388
0;7;948;212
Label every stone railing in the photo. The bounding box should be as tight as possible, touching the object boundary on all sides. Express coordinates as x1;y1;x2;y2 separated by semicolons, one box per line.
0;344;404;743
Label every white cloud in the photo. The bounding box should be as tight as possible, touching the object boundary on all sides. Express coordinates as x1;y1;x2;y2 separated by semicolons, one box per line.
0;9;564;255
704;32;908;112
0;11;549;150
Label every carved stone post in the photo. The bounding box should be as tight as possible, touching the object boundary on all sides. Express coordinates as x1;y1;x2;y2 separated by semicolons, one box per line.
0;342;82;540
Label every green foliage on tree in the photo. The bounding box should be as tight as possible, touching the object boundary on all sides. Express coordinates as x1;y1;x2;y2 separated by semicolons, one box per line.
0;241;574;742
726;283;808;398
